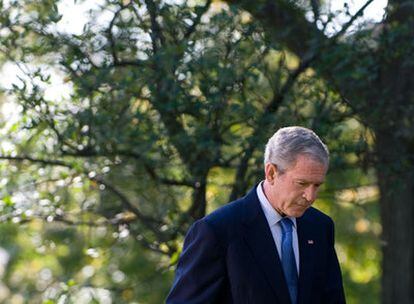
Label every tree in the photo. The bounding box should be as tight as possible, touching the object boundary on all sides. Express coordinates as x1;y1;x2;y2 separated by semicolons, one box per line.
0;0;380;302
225;0;414;303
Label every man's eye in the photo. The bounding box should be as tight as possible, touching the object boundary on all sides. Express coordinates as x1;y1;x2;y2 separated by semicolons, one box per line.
297;181;307;186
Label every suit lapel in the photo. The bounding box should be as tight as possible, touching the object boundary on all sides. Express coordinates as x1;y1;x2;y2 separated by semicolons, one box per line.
241;188;291;304
297;215;316;304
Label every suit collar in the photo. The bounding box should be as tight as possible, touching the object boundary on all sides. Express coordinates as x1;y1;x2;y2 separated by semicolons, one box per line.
241;186;292;304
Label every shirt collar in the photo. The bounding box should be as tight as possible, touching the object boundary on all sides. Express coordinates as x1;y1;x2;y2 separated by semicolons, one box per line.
256;181;297;228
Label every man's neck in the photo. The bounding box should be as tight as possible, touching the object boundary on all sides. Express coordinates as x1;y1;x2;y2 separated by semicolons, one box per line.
262;181;286;217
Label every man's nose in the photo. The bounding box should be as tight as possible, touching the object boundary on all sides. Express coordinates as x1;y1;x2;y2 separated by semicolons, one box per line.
303;186;318;202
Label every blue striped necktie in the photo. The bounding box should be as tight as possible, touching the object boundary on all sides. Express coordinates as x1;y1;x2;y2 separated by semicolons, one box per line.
280;218;298;304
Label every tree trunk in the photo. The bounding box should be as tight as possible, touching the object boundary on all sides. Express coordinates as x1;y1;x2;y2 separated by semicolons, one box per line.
375;131;414;304
189;179;207;220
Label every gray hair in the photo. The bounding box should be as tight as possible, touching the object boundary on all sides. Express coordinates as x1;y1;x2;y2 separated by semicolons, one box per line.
264;126;329;173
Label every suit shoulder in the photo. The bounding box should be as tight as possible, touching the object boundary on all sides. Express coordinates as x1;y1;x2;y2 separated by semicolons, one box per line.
199;197;248;241
204;198;245;226
302;207;334;226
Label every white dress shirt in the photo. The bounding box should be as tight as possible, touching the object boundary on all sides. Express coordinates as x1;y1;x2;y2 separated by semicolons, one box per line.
256;182;300;274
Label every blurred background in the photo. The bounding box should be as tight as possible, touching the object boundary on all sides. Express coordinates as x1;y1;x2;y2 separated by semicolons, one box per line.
1;0;412;303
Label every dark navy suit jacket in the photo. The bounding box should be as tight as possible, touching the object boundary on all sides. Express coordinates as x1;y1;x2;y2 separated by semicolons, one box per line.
167;187;346;304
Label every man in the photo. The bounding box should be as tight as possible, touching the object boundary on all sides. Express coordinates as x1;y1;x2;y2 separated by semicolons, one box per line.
167;126;346;304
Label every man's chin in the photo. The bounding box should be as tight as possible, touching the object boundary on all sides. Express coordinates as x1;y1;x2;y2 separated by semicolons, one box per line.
288;206;309;218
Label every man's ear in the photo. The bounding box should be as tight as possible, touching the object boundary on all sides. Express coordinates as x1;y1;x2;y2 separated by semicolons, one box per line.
265;163;278;183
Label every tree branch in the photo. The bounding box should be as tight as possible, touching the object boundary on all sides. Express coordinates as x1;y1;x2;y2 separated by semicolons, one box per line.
0;155;71;168
0;155;164;229
106;4;127;65
332;0;376;40
144;0;165;53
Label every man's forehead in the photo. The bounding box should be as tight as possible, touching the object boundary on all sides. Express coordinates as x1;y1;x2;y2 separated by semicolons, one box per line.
290;155;327;170
288;157;327;181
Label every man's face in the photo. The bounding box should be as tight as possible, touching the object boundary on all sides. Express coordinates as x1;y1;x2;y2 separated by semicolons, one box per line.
264;154;327;217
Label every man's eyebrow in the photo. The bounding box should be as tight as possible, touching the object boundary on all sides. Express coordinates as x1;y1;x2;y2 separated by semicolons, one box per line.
295;178;325;185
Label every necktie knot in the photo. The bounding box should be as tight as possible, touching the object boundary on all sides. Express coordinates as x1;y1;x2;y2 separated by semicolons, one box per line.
280;217;293;234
